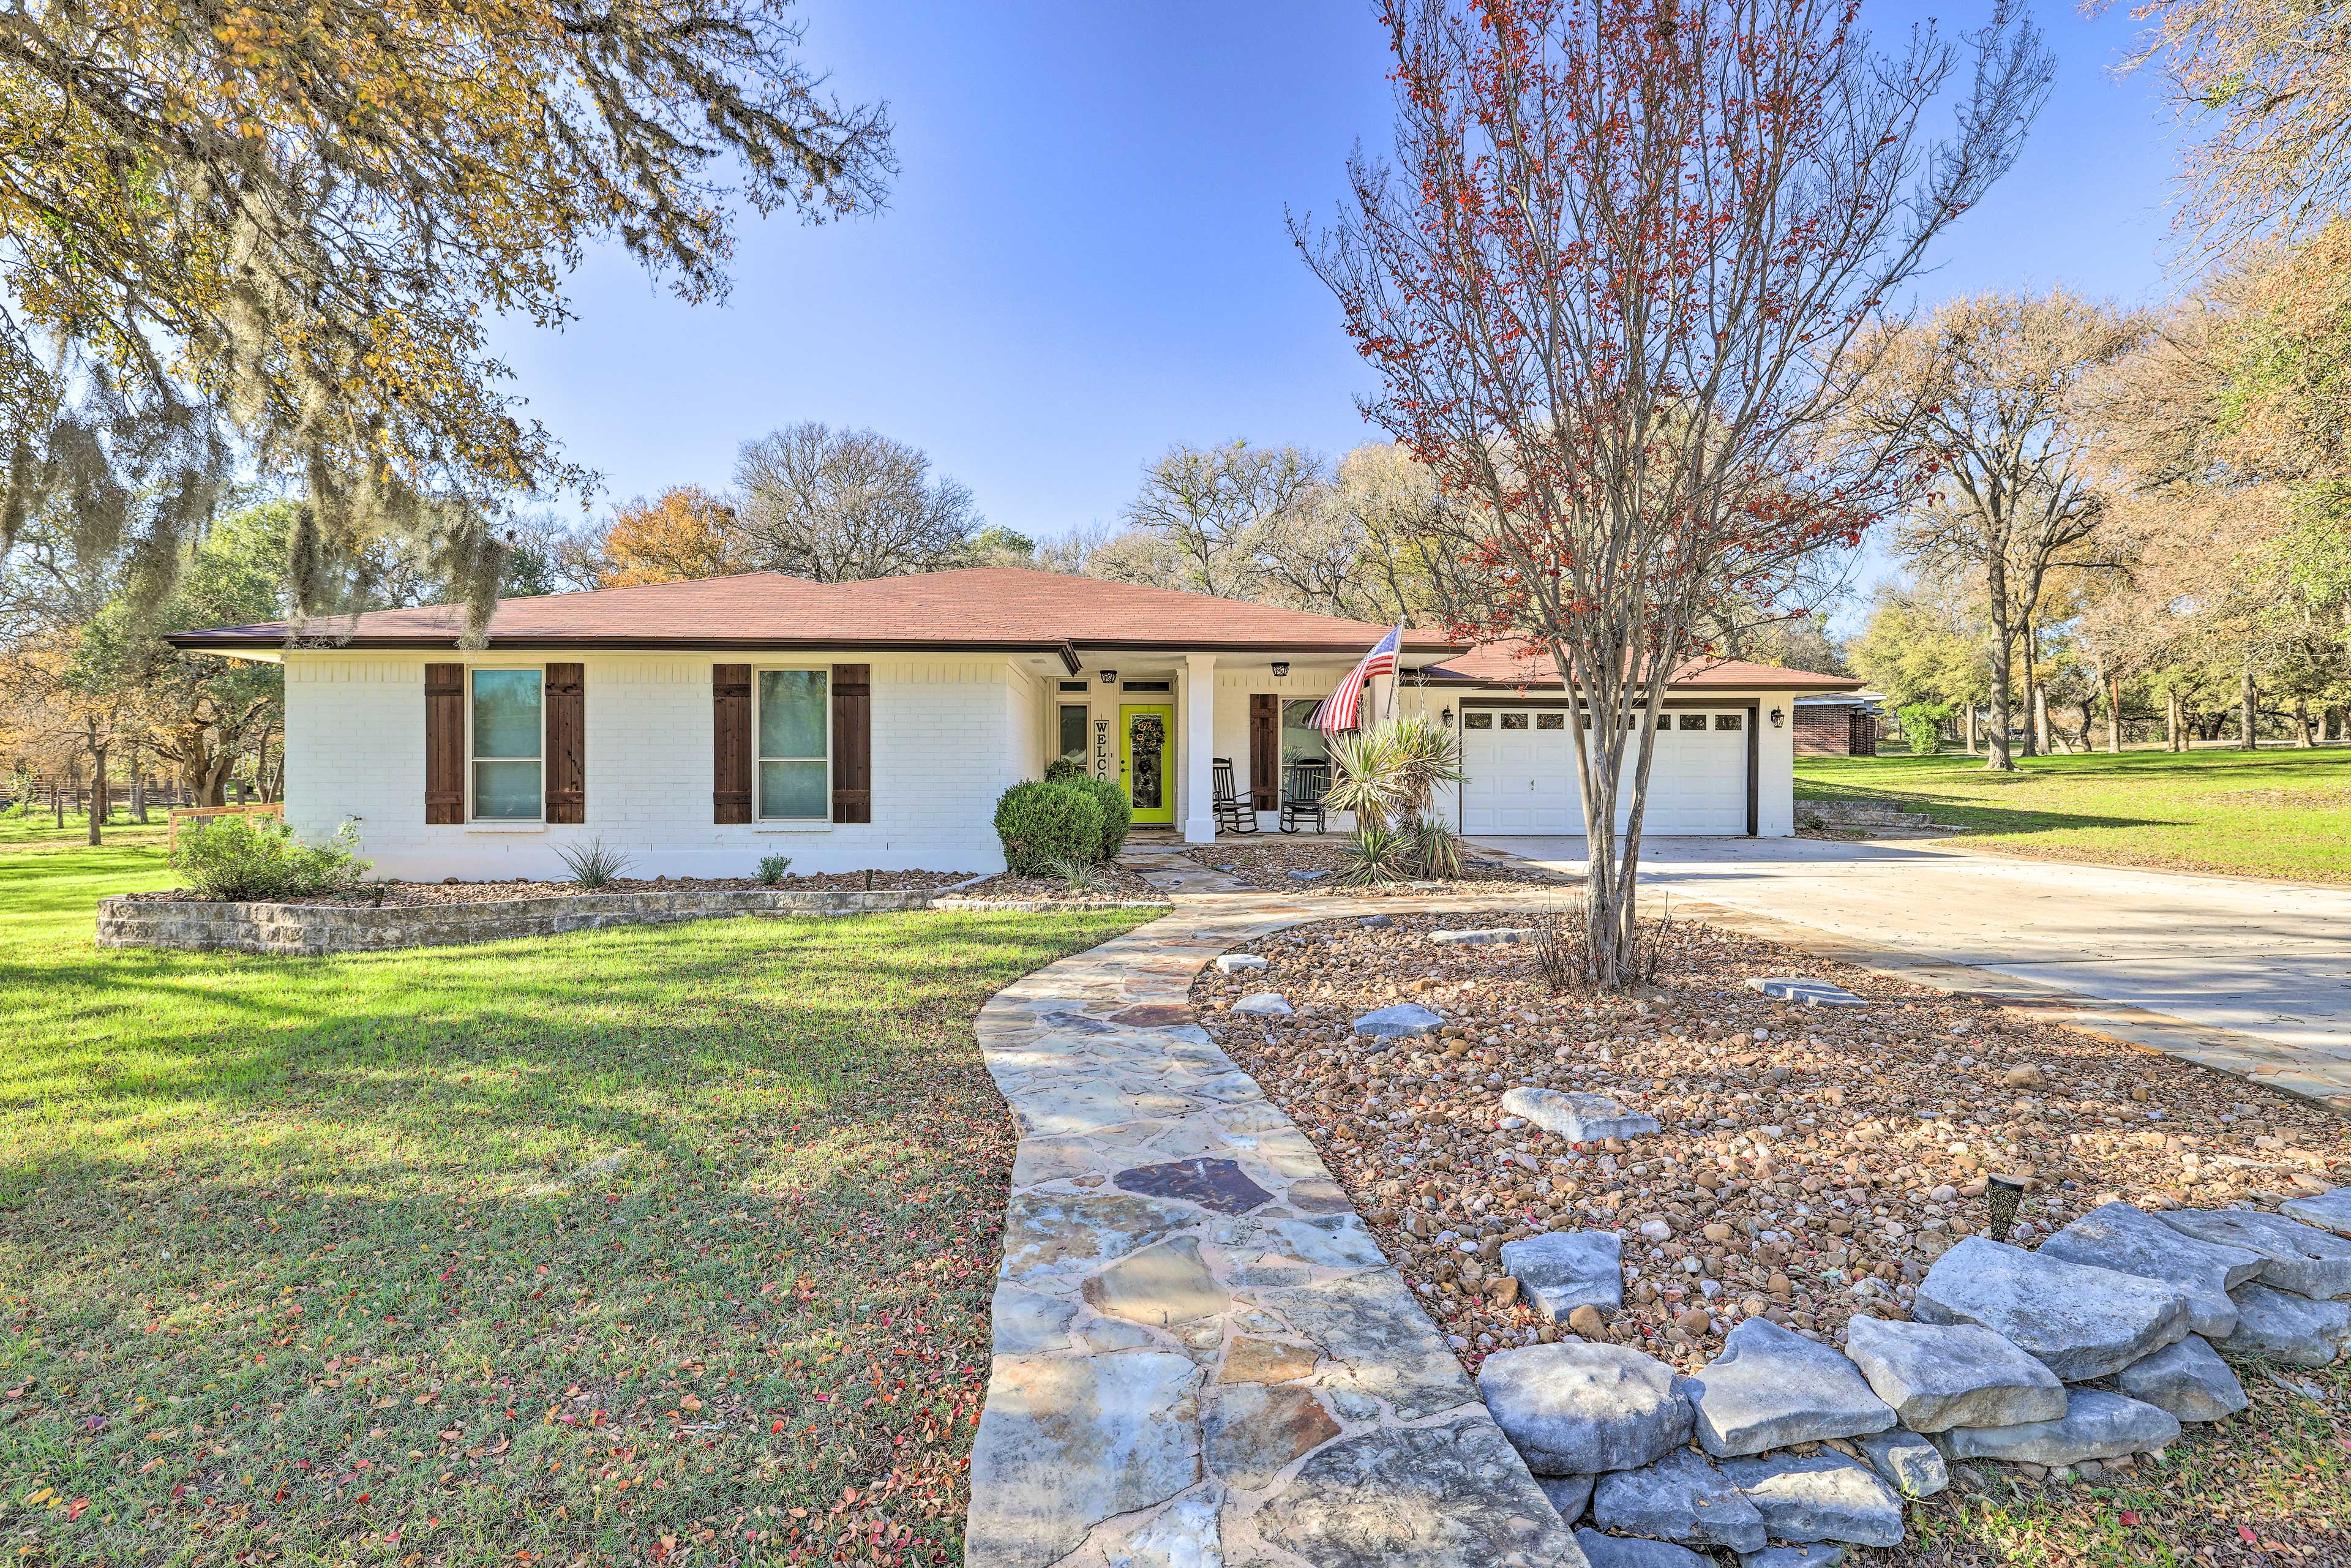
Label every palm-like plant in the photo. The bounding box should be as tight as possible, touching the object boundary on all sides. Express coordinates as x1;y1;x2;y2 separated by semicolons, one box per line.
1323;714;1463;830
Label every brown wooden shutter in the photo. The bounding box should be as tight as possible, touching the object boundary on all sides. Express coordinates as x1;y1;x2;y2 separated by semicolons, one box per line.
544;662;585;823
425;663;465;823
1248;692;1280;809
713;664;752;823
832;664;871;823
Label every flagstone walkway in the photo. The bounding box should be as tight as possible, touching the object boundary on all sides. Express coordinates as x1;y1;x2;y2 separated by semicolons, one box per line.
964;876;1581;1568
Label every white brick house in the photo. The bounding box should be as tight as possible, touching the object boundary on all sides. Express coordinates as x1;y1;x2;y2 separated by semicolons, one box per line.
168;569;1858;879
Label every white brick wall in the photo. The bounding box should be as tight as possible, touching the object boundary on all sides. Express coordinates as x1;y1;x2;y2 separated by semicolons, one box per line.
283;650;1029;879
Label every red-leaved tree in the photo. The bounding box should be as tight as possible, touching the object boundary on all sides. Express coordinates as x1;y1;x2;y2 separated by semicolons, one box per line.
1298;0;2052;986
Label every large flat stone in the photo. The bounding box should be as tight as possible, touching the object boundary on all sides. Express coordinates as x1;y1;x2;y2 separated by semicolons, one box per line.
1499;1230;1624;1321
1913;1237;2192;1382
1253;1417;1586;1568
1944;1388;2182;1468
1718;1452;1905;1548
2281;1188;2351;1240
1857;1430;1948;1499
1739;1549;1847;1568
1115;1157;1275;1215
1084;1237;1232;1327
1573;1530;1706;1568
966;1351;1204;1568
1431;926;1542;945
1685;1318;1895;1457
2162;1209;2351;1300
1742;977;1865;1007
1234;992;1293;1016
1840;1313;2066;1432
2222;1282;2351;1367
1352;1003;1444;1039
1100;1490;1223;1568
1000;1191;1196;1283
1590;1449;1768;1553
2112;1335;2249;1422
1259;1273;1480;1420
1203;1381;1341;1490
1539;1474;1594;1522
1477;1341;1693;1476
2039;1201;2265;1338
1501;1087;1660;1143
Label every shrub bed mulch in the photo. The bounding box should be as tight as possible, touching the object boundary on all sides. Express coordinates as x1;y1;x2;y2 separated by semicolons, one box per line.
1186;841;1573;897
1191;908;2351;1567
118;870;980;907
947;862;1168;905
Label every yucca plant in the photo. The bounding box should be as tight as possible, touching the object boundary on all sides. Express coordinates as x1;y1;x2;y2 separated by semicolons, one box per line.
555;837;634;890
1323;715;1463;831
1041;852;1115;895
1403;812;1464;879
1334;822;1412;887
756;853;793;886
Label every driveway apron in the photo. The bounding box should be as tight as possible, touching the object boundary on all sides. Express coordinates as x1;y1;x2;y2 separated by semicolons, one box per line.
964;879;1584;1568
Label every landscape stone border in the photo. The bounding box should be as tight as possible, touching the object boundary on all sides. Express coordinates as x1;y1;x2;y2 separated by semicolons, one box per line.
98;884;969;956
966;883;1571;1568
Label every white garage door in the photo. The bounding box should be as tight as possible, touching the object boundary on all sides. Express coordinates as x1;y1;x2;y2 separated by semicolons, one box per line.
1460;707;1749;836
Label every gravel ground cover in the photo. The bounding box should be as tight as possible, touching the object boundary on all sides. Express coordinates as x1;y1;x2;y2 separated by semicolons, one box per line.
1192;910;2351;1564
121;869;980;906
1187;840;1573;896
948;861;1168;904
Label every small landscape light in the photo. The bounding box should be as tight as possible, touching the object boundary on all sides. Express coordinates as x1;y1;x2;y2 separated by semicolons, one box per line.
1985;1174;2028;1243
1272;661;1289;677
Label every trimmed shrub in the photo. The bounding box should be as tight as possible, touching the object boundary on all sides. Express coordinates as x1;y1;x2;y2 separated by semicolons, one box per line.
170;816;372;902
756;853;793;886
1897;702;1949;756
1043;755;1086;784
1060;773;1131;861
994;781;1104;874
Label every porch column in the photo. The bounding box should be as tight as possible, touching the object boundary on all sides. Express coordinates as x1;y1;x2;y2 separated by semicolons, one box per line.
1182;652;1218;843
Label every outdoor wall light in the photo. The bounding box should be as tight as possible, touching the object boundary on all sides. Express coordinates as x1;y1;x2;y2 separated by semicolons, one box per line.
1271;661;1290;677
1984;1174;2028;1243
1439;706;1455;727
1769;706;1786;728
1099;669;1117;685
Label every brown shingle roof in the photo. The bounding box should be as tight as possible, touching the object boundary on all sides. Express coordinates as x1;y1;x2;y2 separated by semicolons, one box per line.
1422;639;1863;692
166;568;1468;659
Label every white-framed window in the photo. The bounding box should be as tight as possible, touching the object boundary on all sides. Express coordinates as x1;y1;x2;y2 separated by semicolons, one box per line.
470;667;544;821
756;667;831;820
1057;703;1089;769
1281;698;1330;772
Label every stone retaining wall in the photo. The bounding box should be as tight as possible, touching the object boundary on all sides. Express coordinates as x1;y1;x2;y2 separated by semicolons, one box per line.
97;887;949;956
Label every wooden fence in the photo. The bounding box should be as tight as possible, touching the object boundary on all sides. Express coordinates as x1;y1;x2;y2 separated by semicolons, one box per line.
166;802;287;847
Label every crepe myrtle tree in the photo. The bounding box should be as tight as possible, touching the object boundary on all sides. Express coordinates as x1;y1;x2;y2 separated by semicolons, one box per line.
1297;0;2052;987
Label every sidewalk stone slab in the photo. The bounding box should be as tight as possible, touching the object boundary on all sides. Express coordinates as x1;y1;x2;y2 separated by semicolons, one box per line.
966;1352;1204;1568
1499;1230;1624;1321
1351;1002;1444;1039
2281;1188;2351;1239
1099;1490;1223;1568
2222;1283;2351;1367
1204;1382;1343;1490
2039;1201;2265;1338
1253;1417;1586;1568
1914;1237;2192;1382
1539;1474;1595;1522
1944;1389;2183;1467
1857;1430;1948;1498
1719;1452;1905;1547
1742;977;1865;1007
2162;1209;2351;1300
1477;1341;1693;1475
1114;1157;1275;1215
1687;1318;1895;1457
1591;1449;1768;1553
1840;1313;2066;1432
1001;1191;1196;1283
1501;1087;1661;1143
1574;1530;1706;1568
1259;1273;1475;1420
1084;1237;1231;1327
2113;1335;2249;1422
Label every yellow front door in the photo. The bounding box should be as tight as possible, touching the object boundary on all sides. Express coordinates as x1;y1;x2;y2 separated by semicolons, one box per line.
1119;704;1176;825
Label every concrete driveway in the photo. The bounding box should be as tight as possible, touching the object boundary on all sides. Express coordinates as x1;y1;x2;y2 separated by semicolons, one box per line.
1475;835;2351;1098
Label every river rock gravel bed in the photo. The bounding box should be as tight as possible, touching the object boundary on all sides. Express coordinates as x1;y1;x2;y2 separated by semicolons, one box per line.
1185;841;1572;896
1190;909;2351;1376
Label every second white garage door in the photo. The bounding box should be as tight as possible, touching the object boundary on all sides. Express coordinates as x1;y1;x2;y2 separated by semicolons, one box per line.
1459;707;1749;836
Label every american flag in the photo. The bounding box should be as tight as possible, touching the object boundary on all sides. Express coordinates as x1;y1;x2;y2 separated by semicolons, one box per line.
1310;625;1404;733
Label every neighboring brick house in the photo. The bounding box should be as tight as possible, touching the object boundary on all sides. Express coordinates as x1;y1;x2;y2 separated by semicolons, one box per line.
1794;693;1881;756
167;569;1860;878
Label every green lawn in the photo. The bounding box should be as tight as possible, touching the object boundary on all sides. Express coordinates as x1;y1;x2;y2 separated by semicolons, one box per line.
0;838;1151;1565
1796;746;2351;884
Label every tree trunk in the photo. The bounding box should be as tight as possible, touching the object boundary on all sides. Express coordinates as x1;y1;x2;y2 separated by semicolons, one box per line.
2019;618;2041;758
132;746;149;822
1984;563;2015;771
87;743;107;846
2105;671;2123;752
2033;685;2053;754
2240;656;2259;751
2165;689;2181;751
53;781;65;828
2293;696;2314;748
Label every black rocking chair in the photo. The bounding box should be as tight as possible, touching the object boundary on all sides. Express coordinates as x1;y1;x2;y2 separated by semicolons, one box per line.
1280;759;1330;834
1210;757;1259;834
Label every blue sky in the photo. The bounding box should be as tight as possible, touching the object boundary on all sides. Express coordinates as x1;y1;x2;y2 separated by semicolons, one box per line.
491;1;2189;620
